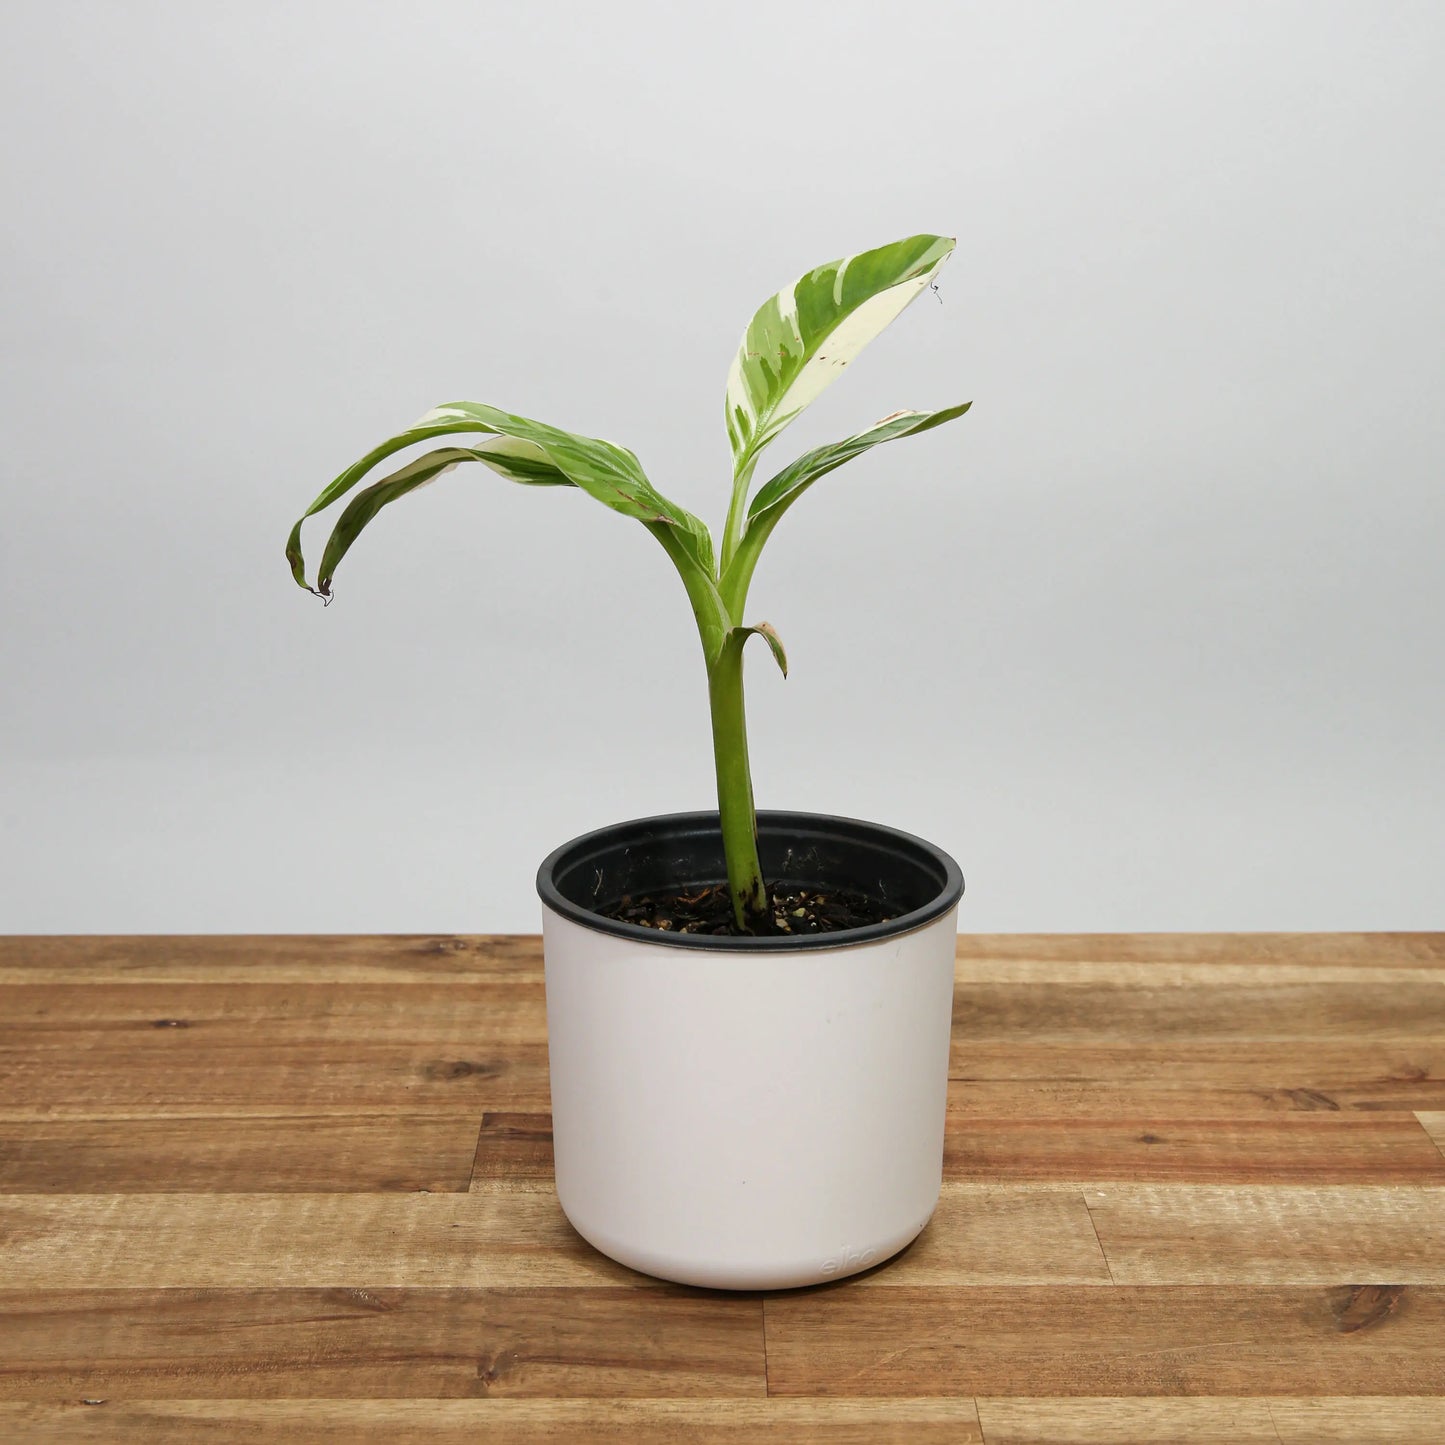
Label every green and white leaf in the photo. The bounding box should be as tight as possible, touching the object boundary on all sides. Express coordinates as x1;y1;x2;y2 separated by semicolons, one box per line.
285;416;516;592
286;402;717;597
747;403;971;527
313;444;561;597
421;404;718;579
724;234;955;478
719;403;971;614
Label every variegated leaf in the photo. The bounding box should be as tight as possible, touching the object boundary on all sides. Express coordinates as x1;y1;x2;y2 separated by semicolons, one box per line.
286;416;514;592
724;234;955;477
747;403;972;526
287;403;716;596
314;444;563;598
719;403;971;613
419;403;717;578
416;403;665;522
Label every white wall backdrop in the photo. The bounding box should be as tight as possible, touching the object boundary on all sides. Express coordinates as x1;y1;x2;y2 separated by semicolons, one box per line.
2;0;1442;934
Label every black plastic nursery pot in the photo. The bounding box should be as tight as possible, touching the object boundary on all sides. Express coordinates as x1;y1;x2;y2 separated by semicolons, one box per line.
537;810;964;950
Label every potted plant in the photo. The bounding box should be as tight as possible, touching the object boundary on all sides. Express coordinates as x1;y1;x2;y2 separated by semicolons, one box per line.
286;233;970;1289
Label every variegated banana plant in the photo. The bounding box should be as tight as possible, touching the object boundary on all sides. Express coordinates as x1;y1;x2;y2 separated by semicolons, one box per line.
287;233;970;931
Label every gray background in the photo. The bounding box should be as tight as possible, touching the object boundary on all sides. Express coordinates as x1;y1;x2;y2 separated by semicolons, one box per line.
2;0;1441;934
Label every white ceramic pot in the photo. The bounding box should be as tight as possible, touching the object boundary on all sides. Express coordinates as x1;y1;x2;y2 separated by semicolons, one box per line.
537;811;962;1290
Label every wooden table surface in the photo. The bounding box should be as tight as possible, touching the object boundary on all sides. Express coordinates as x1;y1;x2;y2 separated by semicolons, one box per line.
2;933;1443;1442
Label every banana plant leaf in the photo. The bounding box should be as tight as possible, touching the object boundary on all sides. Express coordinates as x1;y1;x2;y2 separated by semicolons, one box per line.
724;233;955;479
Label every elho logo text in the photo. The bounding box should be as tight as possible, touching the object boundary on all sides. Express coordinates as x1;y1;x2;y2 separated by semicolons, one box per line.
820;1245;876;1275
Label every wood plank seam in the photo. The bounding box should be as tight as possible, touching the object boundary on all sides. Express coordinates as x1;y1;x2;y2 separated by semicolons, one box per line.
762;1299;771;1396
1417;1112;1445;1165
465;1113;487;1192
1265;1399;1286;1445
1265;1400;1286;1444
1079;1191;1118;1284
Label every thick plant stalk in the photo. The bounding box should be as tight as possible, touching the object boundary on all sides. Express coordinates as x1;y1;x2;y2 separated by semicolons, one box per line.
707;631;769;930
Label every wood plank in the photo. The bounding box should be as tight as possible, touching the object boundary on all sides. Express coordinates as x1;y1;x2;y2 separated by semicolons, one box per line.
959;959;1444;985
944;1114;1445;1184
854;1185;1111;1286
974;1396;1280;1441
0;1049;552;1111
463;1106;1445;1186
470;1113;554;1181
764;1286;1445;1396
949;1042;1445;1116
956;933;1445;969
0;1398;983;1443
1085;1184;1445;1284
1269;1397;1445;1442
0;935;544;983
0;1187;636;1289
0;981;546;1038
0;1289;764;1400
0;1184;1109;1290
0;982;551;1109
953;978;1445;1042
0;1114;482;1193
945;1078;1445;1117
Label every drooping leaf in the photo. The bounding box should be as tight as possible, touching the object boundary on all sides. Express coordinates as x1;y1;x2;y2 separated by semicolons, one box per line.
720;403;972;613
724;234;955;478
286;402;717;596
419;404;717;578
286;417;516;592
732;621;788;678
314;444;561;596
416;404;664;521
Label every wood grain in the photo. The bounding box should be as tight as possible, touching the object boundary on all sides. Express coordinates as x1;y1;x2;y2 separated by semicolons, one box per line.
0;1398;983;1443
954;933;1445;969
1419;1112;1445;1160
0;1289;764;1400
950;1042;1445;1116
973;1396;1281;1441
944;1113;1445;1183
0;980;551;1110
0;1184;1113;1290
0;1188;637;1289
976;1396;1445;1443
2;931;1443;1436
764;1286;1445;1396
1268;1397;1445;1441
0;1114;482;1193
470;1112;555;1181
1083;1184;1445;1284
464;1106;1445;1185
0;934;545;984
849;1185;1112;1286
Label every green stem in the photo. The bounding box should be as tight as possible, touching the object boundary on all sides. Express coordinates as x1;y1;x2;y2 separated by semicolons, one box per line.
719;456;757;576
707;630;769;930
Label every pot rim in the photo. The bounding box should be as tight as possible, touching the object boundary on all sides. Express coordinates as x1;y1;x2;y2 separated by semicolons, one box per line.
536;809;964;952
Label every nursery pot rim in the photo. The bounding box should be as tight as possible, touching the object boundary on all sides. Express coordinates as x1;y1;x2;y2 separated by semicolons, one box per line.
537;808;964;953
